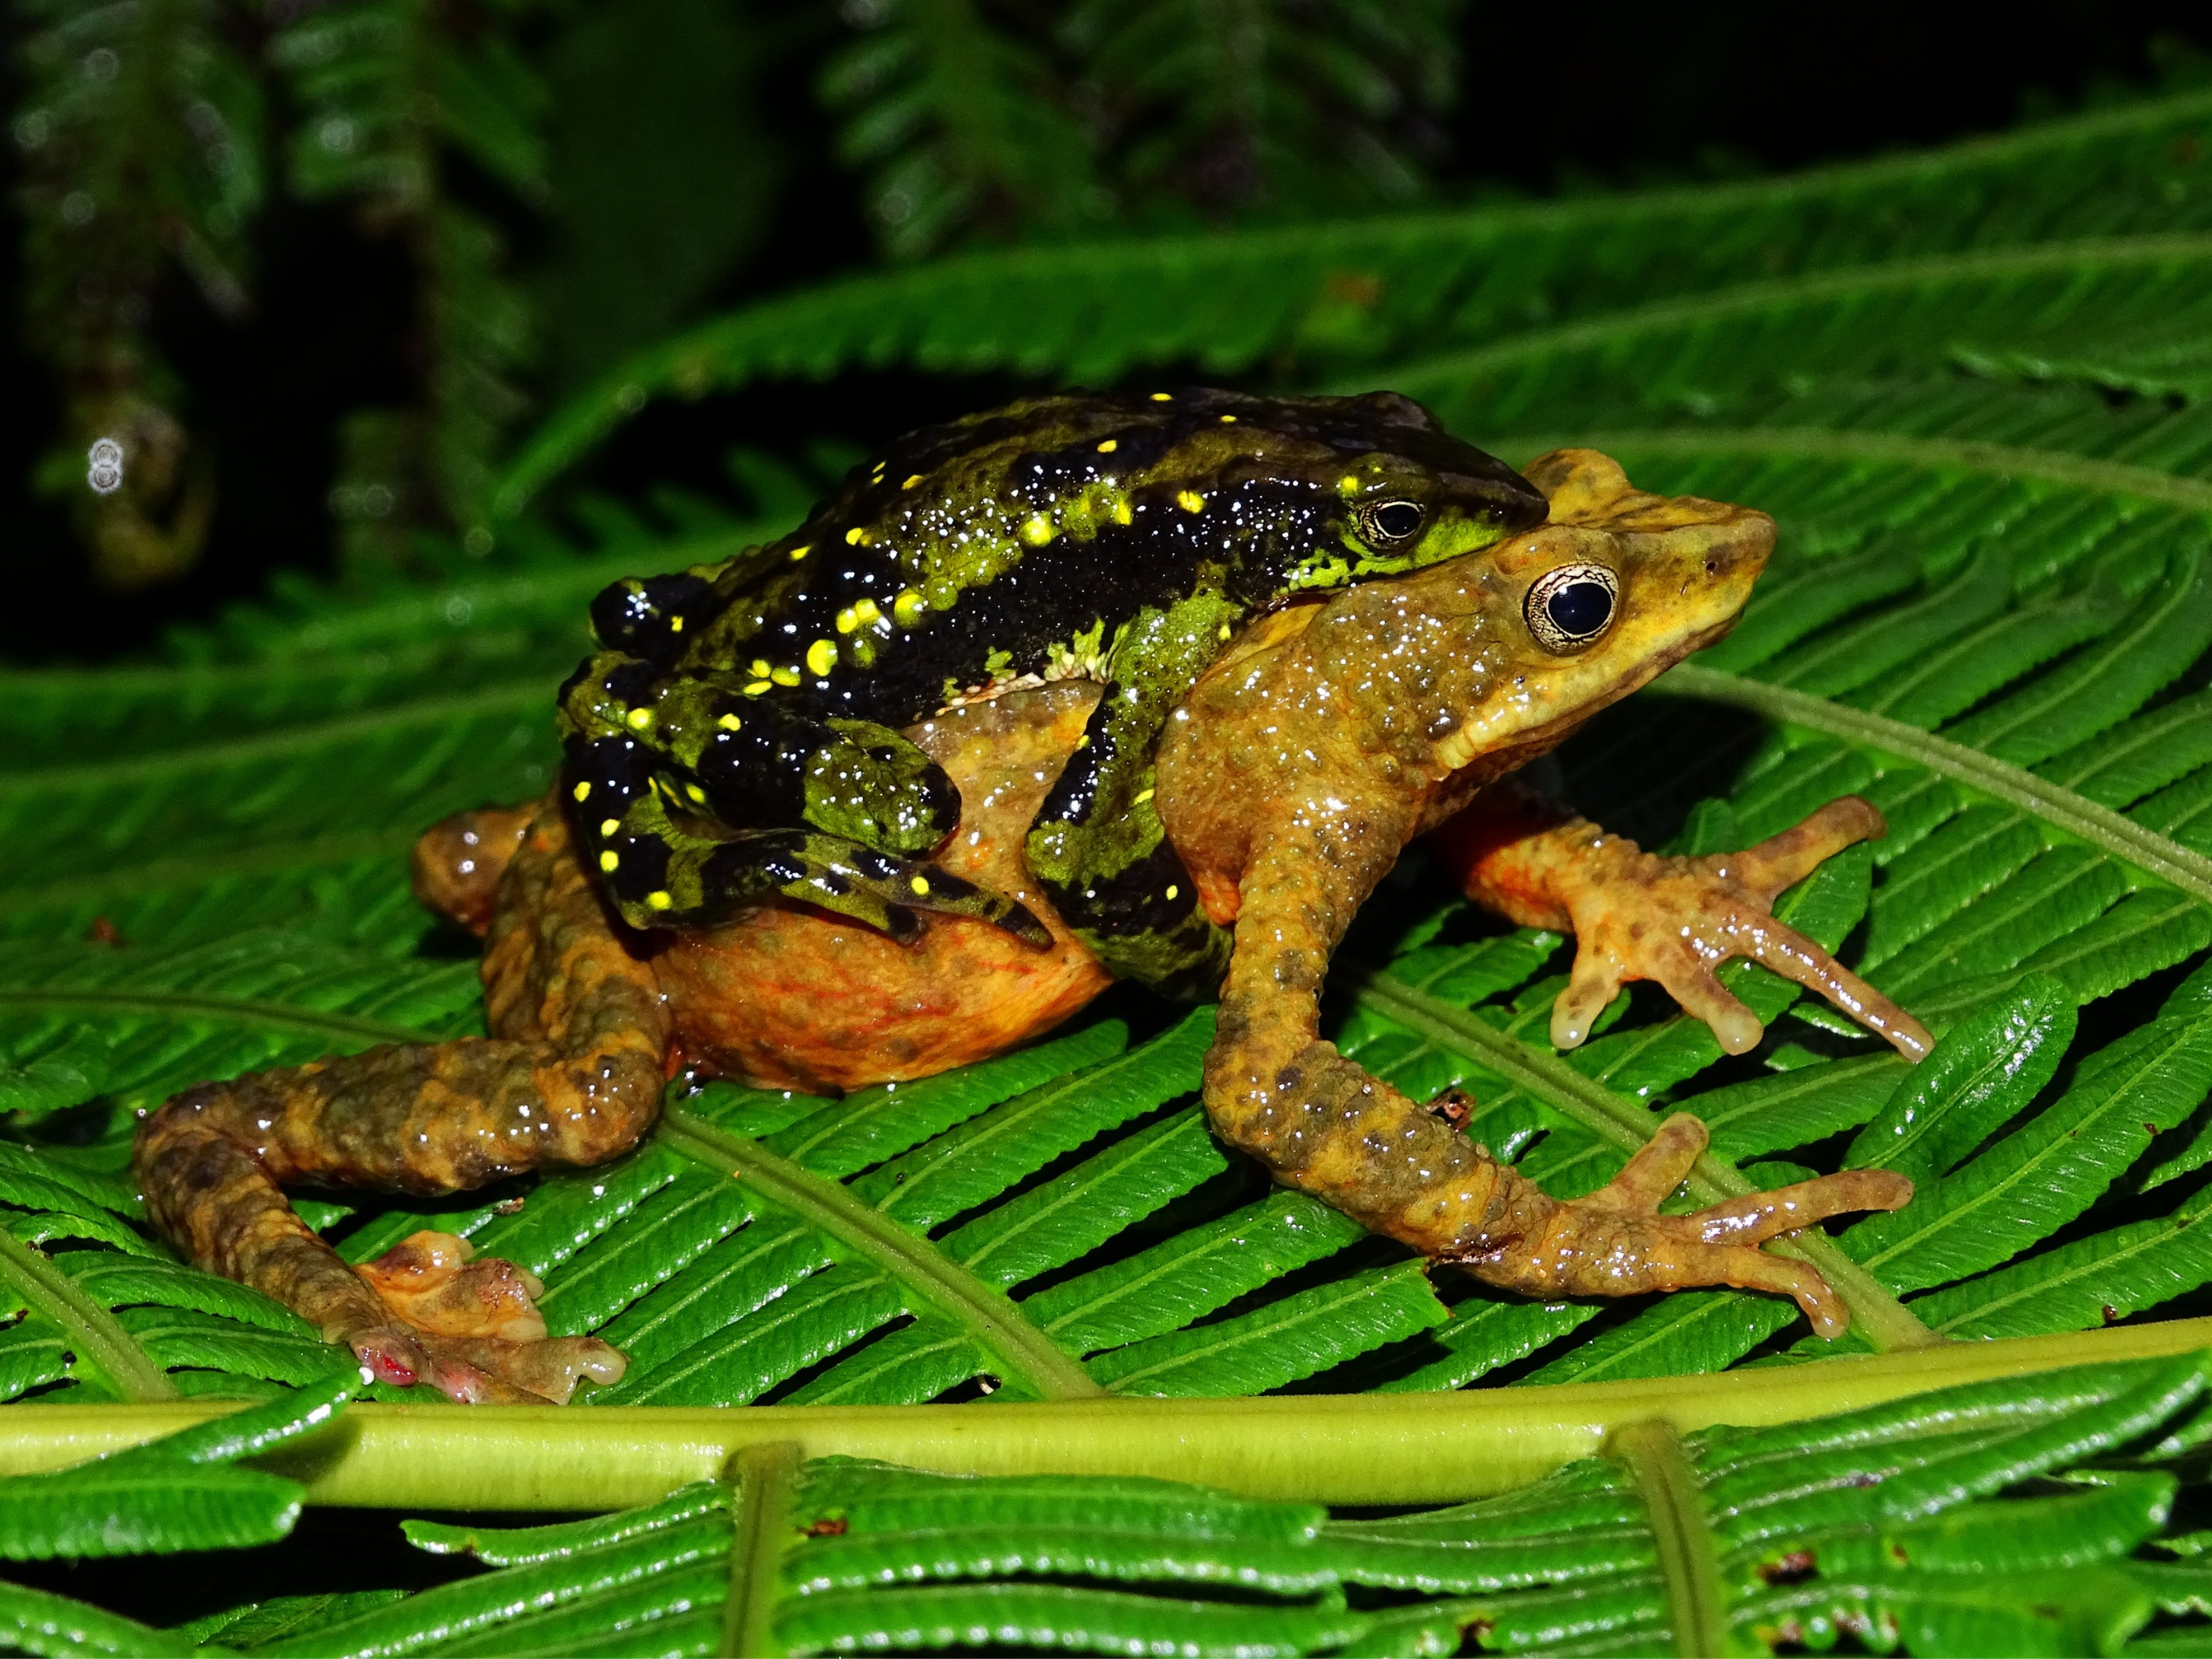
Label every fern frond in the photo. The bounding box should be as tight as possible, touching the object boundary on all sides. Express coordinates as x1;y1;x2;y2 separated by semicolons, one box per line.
495;88;2212;514
1065;0;1462;217
822;0;1101;259
13;0;263;585
271;0;548;550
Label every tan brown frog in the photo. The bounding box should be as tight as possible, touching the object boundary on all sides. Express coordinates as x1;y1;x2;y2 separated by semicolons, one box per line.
135;407;1928;1405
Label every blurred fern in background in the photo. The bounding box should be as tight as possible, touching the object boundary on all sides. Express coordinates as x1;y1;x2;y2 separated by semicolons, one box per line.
3;0;1469;597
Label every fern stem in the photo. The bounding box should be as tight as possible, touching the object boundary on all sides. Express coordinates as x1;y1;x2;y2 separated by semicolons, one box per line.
1610;1417;1735;1659
655;1105;1109;1401
721;1440;799;1659
1348;974;1941;1353
1660;663;2212;906
14;1318;2208;1509
0;1232;174;1404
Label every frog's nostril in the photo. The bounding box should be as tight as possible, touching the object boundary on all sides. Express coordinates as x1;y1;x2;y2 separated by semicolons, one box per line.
1704;558;1720;575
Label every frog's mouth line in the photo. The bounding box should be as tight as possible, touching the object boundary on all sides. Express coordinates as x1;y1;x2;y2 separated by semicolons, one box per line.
1426;611;1744;782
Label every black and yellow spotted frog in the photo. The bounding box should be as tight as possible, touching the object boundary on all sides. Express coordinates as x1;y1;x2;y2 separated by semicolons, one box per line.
557;387;1545;993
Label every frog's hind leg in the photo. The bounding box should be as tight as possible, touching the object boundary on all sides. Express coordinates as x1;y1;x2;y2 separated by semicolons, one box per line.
1202;808;1912;1340
132;800;667;1404
410;804;535;935
566;731;1050;946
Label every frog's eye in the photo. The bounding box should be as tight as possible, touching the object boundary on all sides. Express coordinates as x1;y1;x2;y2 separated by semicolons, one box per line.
1355;498;1425;545
1525;562;1620;653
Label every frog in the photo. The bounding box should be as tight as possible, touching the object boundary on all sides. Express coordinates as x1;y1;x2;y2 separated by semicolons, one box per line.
133;390;1932;1405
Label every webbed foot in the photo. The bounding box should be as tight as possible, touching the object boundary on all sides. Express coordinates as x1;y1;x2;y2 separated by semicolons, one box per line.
348;1231;626;1405
1452;1115;1912;1336
1545;797;1931;1060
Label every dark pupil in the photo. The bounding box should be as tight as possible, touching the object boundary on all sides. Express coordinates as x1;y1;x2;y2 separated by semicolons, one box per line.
1546;581;1614;638
1373;502;1423;539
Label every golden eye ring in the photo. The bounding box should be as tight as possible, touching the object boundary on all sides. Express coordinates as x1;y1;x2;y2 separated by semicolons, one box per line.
1525;562;1620;653
1354;498;1425;545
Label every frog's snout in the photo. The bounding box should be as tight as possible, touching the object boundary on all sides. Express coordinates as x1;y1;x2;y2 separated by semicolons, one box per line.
1686;508;1777;620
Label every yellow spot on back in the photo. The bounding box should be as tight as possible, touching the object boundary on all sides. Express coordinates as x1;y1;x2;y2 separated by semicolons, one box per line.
744;680;771;695
1022;513;1057;545
599;850;620;873
1218;623;1231;640
806;638;838;677
647;890;673;911
1113;500;1132;525
626;707;655;731
1338;474;1361;496
600;817;620;836
1150;391;1172;401
789;544;810;561
1166;884;1179;901
771;665;801;687
1096;439;1118;453
894;589;927;625
903;474;923;489
853;597;882;626
1220;414;1237;422
835;607;859;634
668;614;684;632
1176;490;1205;513
684;783;706;804
572;781;591;802
751;658;771;677
718;713;742;731
845;527;867;545
910;875;930;896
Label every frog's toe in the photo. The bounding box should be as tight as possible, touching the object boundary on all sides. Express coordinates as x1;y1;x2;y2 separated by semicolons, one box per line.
352;1231;547;1342
347;1230;627;1404
1726;796;1889;899
1454;1121;1912;1338
350;1324;625;1405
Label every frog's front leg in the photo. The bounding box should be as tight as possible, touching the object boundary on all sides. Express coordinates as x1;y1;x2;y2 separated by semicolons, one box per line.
1431;784;1932;1060
1025;597;1237;997
131;800;661;1403
1202;806;1912;1336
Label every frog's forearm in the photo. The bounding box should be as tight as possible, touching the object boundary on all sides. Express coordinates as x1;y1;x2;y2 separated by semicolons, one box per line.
1028;597;1238;992
1205;817;1907;1333
1202;822;1533;1257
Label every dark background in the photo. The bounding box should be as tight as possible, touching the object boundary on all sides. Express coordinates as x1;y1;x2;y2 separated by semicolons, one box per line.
4;0;2209;662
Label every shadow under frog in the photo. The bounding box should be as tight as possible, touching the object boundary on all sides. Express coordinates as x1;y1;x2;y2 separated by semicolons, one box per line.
136;410;1930;1404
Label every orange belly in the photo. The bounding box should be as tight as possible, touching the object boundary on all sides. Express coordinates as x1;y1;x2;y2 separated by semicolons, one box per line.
652;684;1113;1093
